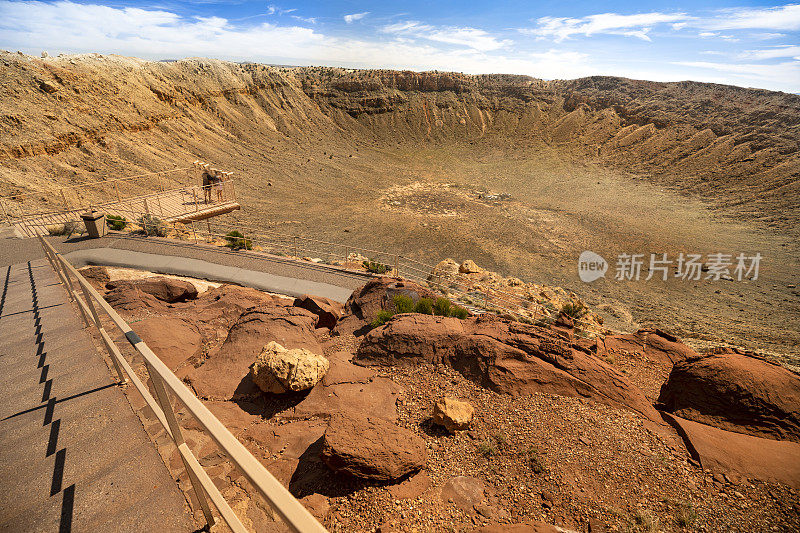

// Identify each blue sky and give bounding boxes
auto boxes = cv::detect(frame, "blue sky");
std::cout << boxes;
[1,1,799,92]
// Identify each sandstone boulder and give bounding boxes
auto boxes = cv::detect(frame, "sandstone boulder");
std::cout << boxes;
[293,295,343,329]
[664,413,800,488]
[320,413,426,481]
[105,287,167,313]
[334,278,438,336]
[598,329,699,366]
[106,276,198,303]
[251,341,329,394]
[440,476,486,512]
[658,352,800,442]
[134,317,203,371]
[356,314,660,422]
[429,258,460,282]
[459,259,484,274]
[432,397,474,432]
[185,306,322,400]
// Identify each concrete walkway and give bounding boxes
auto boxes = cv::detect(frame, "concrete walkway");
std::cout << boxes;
[0,233,371,302]
[0,261,195,532]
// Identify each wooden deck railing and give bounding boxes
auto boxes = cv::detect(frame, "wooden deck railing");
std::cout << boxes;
[36,235,327,533]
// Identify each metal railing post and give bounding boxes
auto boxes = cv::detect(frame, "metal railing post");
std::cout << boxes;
[395,254,399,277]
[191,220,199,244]
[147,368,216,528]
[294,236,298,259]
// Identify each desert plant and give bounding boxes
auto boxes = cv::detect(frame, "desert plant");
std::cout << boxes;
[450,305,469,319]
[626,510,660,533]
[370,310,395,328]
[675,502,697,529]
[561,301,587,319]
[526,446,546,474]
[414,297,434,315]
[363,260,391,274]
[224,230,252,250]
[393,294,415,314]
[433,297,452,317]
[136,214,166,237]
[106,214,127,231]
[477,441,497,458]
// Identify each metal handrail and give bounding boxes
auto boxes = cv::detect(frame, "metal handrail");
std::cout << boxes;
[36,235,327,533]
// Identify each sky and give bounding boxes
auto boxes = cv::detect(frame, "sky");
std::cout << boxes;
[1,1,799,93]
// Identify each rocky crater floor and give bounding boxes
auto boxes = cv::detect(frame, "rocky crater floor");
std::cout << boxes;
[79,265,800,533]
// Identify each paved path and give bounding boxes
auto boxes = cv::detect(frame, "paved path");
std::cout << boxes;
[0,261,195,532]
[0,233,371,301]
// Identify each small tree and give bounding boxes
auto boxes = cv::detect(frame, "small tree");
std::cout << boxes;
[106,214,127,231]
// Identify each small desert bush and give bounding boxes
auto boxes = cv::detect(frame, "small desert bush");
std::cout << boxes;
[370,310,395,328]
[224,230,252,250]
[526,446,546,474]
[48,220,83,236]
[561,301,587,319]
[363,260,391,274]
[393,294,415,314]
[414,297,434,315]
[433,297,452,316]
[136,214,166,237]
[675,502,697,529]
[106,214,127,231]
[477,441,497,458]
[46,224,67,236]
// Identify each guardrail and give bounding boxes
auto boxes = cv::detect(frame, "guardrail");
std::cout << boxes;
[36,235,328,533]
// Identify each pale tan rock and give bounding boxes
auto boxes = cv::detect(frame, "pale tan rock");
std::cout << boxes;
[459,259,484,274]
[251,341,329,394]
[433,397,474,431]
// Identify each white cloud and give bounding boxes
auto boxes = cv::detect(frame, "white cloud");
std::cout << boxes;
[740,45,800,60]
[291,15,316,24]
[698,31,739,42]
[381,20,511,51]
[674,60,800,88]
[523,12,688,42]
[343,11,368,24]
[705,4,800,31]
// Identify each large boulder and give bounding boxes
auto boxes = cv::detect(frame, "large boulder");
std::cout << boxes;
[134,317,203,371]
[356,314,660,422]
[658,353,800,442]
[293,295,343,330]
[185,306,322,400]
[320,413,426,481]
[334,278,439,336]
[664,413,800,488]
[597,329,700,366]
[459,259,484,274]
[105,287,167,313]
[432,397,474,432]
[251,341,329,394]
[106,276,198,303]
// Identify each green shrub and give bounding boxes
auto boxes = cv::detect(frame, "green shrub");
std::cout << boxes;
[393,294,414,314]
[137,214,166,237]
[450,306,469,319]
[370,310,395,328]
[561,301,587,319]
[477,441,497,458]
[106,214,127,231]
[675,502,697,529]
[363,260,391,274]
[433,297,452,317]
[224,230,252,250]
[527,446,546,474]
[414,297,434,315]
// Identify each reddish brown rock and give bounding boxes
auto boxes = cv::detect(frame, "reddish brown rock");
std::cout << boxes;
[106,276,198,303]
[78,265,110,288]
[293,295,343,329]
[440,476,487,512]
[388,471,431,500]
[320,413,426,481]
[133,317,203,371]
[185,306,322,400]
[664,413,800,488]
[356,314,660,421]
[334,278,439,336]
[287,352,402,422]
[597,329,699,366]
[658,352,800,442]
[105,287,167,313]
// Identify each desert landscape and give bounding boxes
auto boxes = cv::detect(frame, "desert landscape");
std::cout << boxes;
[1,49,800,532]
